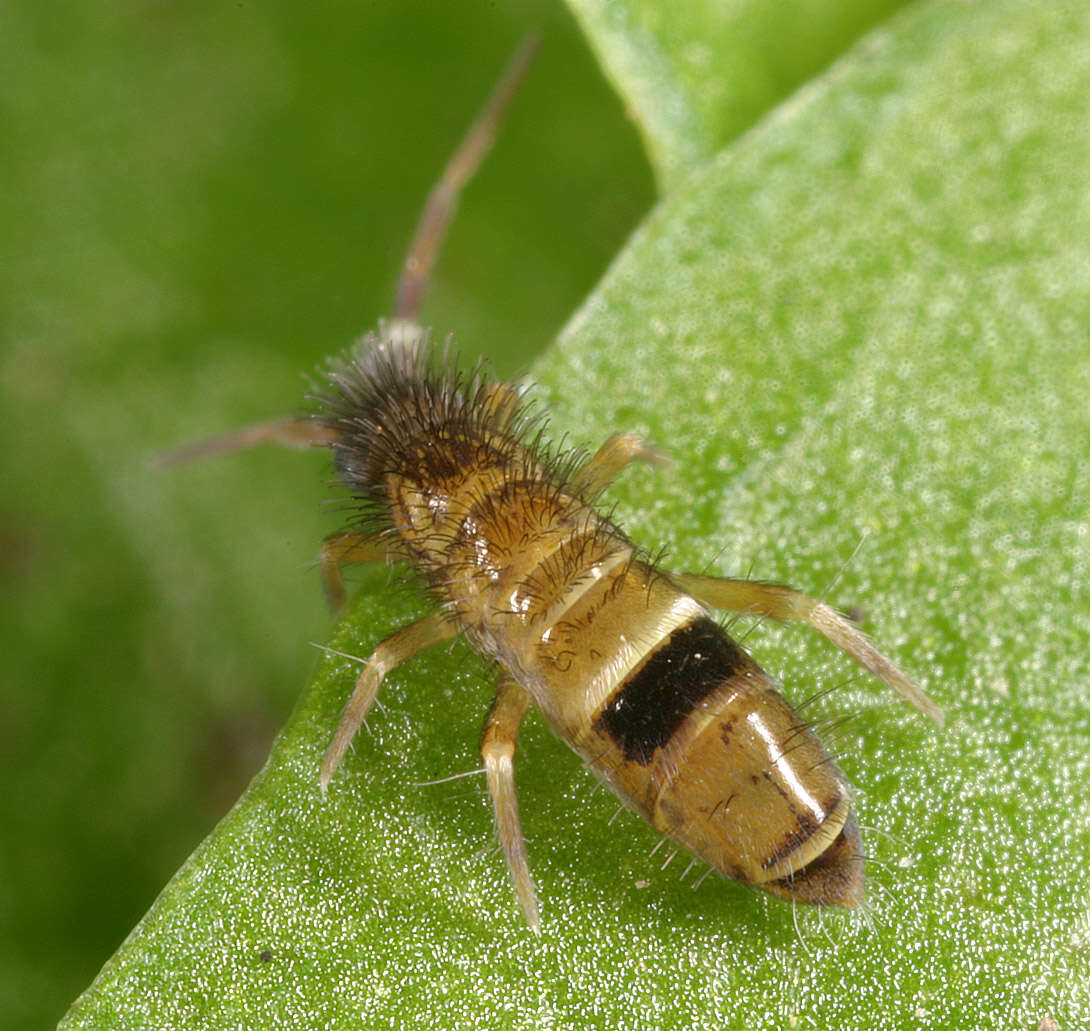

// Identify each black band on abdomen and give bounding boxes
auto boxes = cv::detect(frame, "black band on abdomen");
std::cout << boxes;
[593,617,747,765]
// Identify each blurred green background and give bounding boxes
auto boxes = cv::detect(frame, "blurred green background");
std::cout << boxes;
[11,0,1089,1025]
[0,2,653,1025]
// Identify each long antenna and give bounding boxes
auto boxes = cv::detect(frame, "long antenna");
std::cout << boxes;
[394,35,540,322]
[156,37,540,470]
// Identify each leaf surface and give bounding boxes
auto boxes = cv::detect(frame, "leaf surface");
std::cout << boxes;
[566,0,910,189]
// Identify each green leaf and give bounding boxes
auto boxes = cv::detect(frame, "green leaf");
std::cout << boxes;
[566,0,911,190]
[62,0,1090,1027]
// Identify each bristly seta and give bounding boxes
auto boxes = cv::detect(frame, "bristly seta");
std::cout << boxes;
[160,37,943,932]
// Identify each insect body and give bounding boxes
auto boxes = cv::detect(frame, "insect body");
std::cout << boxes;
[312,332,931,927]
[165,39,942,930]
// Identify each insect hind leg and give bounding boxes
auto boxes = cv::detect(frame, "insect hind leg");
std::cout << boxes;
[673,572,944,724]
[481,676,539,931]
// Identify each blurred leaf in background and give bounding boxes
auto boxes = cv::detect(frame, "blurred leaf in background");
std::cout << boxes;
[568,0,910,189]
[0,2,651,1027]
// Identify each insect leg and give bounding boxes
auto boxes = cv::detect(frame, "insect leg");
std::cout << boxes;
[320,610,458,791]
[394,36,540,322]
[319,532,392,611]
[672,572,944,724]
[154,416,337,468]
[569,434,672,496]
[481,676,539,931]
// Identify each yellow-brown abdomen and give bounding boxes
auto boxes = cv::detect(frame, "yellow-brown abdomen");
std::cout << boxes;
[574,592,864,907]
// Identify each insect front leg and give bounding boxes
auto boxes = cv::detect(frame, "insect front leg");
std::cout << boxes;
[672,572,944,724]
[319,532,393,611]
[569,433,673,496]
[320,610,458,791]
[481,676,539,931]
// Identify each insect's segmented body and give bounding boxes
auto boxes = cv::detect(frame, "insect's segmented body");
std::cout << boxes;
[169,39,940,929]
[319,334,864,909]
